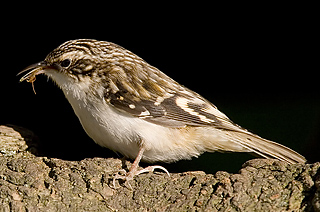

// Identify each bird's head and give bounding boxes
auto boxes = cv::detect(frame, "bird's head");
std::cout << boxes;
[18,39,123,90]
[19,39,178,100]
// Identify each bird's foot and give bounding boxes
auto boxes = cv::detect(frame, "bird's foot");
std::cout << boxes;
[112,165,170,189]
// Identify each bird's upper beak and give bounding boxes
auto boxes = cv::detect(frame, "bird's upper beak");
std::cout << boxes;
[18,61,56,94]
[18,61,49,83]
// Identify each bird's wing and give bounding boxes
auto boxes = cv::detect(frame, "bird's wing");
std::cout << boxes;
[105,84,242,130]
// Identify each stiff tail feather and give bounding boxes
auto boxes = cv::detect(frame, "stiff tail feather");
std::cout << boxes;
[217,130,307,164]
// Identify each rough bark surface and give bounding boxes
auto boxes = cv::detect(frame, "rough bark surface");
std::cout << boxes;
[0,125,319,212]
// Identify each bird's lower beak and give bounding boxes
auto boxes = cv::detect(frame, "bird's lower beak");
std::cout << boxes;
[18,61,55,94]
[18,61,48,83]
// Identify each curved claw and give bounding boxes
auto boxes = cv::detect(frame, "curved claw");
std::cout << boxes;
[111,165,170,189]
[134,165,170,177]
[112,169,127,188]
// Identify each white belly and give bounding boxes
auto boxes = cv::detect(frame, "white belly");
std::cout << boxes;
[63,91,207,163]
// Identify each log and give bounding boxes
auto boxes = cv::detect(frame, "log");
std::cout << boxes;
[0,125,319,211]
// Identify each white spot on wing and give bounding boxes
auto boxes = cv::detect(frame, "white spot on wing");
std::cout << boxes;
[139,110,151,116]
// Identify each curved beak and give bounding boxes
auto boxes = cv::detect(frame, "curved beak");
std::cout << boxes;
[17,61,53,94]
[18,61,48,82]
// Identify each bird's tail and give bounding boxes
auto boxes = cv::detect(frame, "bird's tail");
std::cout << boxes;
[205,129,307,164]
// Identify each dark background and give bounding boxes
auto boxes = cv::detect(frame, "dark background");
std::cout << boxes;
[1,4,319,173]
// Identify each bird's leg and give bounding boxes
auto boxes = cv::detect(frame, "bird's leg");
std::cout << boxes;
[125,146,145,179]
[112,146,170,188]
[126,147,170,179]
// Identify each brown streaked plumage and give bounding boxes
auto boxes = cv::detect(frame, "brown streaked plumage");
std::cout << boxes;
[19,39,307,185]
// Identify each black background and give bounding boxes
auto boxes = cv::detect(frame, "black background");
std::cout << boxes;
[1,4,319,173]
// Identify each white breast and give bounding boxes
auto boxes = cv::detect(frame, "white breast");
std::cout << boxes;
[62,84,143,158]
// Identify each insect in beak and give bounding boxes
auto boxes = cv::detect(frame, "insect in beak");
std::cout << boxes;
[18,61,48,94]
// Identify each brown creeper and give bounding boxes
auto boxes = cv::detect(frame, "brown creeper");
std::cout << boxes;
[19,39,306,183]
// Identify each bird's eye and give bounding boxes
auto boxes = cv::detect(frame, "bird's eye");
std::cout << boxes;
[60,59,71,68]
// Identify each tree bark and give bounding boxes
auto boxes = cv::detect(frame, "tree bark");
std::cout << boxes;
[0,125,319,211]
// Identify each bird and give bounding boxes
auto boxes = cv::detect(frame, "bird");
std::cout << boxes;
[18,39,306,183]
